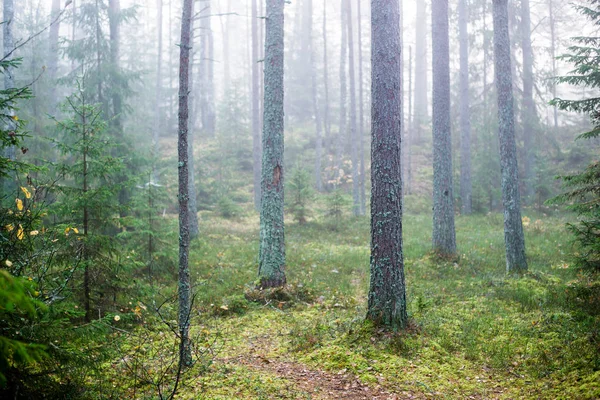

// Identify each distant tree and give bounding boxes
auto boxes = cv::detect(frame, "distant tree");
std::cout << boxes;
[3,0,16,173]
[346,0,360,216]
[550,1,600,273]
[414,0,428,141]
[322,0,331,156]
[521,0,537,204]
[48,0,62,115]
[258,0,286,289]
[459,0,472,215]
[334,0,347,181]
[366,0,408,330]
[177,0,193,366]
[153,0,163,172]
[431,0,456,256]
[492,0,528,273]
[357,0,366,215]
[251,0,262,209]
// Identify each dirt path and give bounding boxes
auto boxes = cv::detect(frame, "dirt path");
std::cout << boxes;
[232,355,420,400]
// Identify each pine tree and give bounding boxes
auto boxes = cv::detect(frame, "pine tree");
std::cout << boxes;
[493,0,528,273]
[367,0,408,330]
[258,0,286,289]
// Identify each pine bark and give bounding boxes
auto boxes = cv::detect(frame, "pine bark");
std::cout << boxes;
[459,0,472,214]
[258,0,286,289]
[367,0,408,331]
[177,0,193,367]
[346,0,359,216]
[252,0,262,209]
[521,0,536,203]
[492,0,528,273]
[431,0,456,256]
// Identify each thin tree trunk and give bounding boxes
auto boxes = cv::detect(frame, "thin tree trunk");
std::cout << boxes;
[82,97,90,322]
[188,0,199,239]
[521,0,536,204]
[322,0,331,158]
[357,0,365,214]
[492,0,528,273]
[346,0,359,215]
[432,0,456,256]
[367,0,407,331]
[406,45,413,195]
[221,0,232,95]
[334,0,347,181]
[414,0,428,142]
[252,0,262,209]
[258,0,286,289]
[153,0,163,173]
[177,0,193,367]
[48,0,61,115]
[459,0,472,214]
[548,0,558,131]
[306,0,323,191]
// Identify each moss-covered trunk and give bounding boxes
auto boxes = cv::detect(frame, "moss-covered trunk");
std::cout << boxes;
[258,0,286,289]
[366,0,407,331]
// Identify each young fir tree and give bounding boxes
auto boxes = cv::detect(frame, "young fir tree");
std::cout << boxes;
[493,0,528,273]
[366,0,408,330]
[551,1,600,273]
[258,0,286,289]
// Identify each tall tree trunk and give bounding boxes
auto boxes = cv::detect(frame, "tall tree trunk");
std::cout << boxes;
[48,0,61,115]
[258,0,286,289]
[334,0,347,181]
[431,0,456,256]
[346,0,359,215]
[305,0,323,191]
[177,0,193,367]
[367,0,407,331]
[153,0,163,173]
[188,1,199,239]
[406,45,413,195]
[322,0,331,157]
[108,0,122,131]
[492,0,528,273]
[357,0,365,214]
[221,0,232,95]
[82,98,90,322]
[414,0,428,142]
[521,0,536,204]
[459,0,472,214]
[548,0,558,131]
[200,0,216,137]
[252,0,262,209]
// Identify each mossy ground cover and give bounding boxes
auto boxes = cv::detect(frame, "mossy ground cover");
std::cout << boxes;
[102,205,599,399]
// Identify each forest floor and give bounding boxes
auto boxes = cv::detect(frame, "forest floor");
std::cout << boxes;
[103,207,600,399]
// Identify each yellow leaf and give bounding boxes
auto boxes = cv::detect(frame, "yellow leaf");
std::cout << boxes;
[29,230,39,236]
[15,198,23,211]
[17,225,24,240]
[12,115,18,121]
[64,227,70,235]
[5,260,12,267]
[220,305,229,311]
[5,224,14,232]
[72,228,79,234]
[20,187,31,199]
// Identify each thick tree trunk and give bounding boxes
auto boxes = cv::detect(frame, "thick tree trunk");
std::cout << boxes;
[334,0,347,181]
[414,0,428,142]
[357,0,365,215]
[367,0,407,331]
[492,0,528,273]
[258,0,286,289]
[48,0,61,115]
[177,0,193,367]
[521,0,536,204]
[346,0,359,216]
[459,0,472,215]
[252,0,262,209]
[431,0,456,256]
